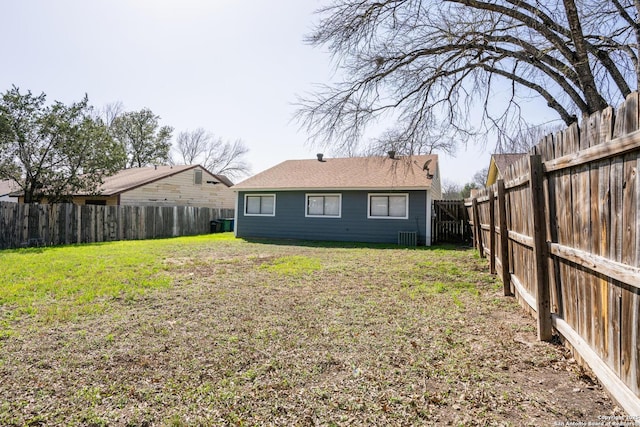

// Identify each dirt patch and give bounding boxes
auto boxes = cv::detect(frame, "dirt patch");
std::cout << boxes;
[0,240,623,426]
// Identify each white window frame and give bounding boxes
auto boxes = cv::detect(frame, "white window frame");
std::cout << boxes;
[244,194,276,216]
[194,169,203,185]
[367,193,409,220]
[305,193,342,218]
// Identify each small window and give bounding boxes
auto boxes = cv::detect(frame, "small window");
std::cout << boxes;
[368,193,408,219]
[244,194,275,216]
[306,194,341,217]
[85,199,106,206]
[194,169,203,185]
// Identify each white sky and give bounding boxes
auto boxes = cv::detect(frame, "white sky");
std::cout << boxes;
[1,0,557,185]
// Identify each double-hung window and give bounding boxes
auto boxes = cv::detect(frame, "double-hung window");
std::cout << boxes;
[368,193,408,219]
[244,194,275,216]
[306,194,341,217]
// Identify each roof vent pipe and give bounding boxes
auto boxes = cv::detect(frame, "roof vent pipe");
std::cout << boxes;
[317,153,324,162]
[388,150,396,159]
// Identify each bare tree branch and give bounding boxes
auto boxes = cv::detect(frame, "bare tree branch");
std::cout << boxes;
[171,130,251,181]
[174,128,211,165]
[297,0,639,155]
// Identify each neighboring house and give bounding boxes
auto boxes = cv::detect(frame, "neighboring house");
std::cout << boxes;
[17,165,235,209]
[0,180,19,203]
[233,154,441,246]
[485,153,527,186]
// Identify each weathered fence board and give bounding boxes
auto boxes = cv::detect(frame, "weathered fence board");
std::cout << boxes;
[0,202,234,250]
[466,93,640,415]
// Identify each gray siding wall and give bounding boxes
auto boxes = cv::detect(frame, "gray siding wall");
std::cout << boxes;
[236,190,429,245]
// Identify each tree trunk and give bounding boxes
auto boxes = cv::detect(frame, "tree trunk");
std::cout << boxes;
[562,0,608,114]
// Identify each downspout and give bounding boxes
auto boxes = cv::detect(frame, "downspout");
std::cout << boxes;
[425,189,432,246]
[233,191,239,238]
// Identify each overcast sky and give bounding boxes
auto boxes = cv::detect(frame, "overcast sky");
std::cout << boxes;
[1,0,556,185]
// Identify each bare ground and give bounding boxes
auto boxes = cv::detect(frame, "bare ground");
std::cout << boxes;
[0,239,622,426]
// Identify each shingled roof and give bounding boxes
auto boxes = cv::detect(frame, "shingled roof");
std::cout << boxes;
[493,154,526,173]
[486,153,527,186]
[85,165,232,196]
[7,166,233,200]
[234,155,438,190]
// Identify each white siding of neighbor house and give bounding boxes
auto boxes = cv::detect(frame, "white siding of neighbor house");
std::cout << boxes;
[118,168,235,209]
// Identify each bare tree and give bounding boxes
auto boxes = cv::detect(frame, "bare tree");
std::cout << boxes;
[361,125,461,157]
[202,138,251,181]
[496,123,565,154]
[100,101,124,128]
[174,128,211,165]
[441,179,463,200]
[472,167,489,187]
[297,0,639,155]
[171,129,251,181]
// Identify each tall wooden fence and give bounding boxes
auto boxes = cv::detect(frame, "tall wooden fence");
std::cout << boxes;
[465,93,640,415]
[0,202,234,249]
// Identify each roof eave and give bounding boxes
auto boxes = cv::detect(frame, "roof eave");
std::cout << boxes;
[234,186,432,192]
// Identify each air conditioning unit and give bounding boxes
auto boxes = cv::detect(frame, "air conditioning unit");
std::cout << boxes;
[398,231,417,246]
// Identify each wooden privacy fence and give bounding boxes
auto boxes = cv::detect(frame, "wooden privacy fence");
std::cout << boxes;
[0,202,234,249]
[465,93,640,415]
[431,200,471,243]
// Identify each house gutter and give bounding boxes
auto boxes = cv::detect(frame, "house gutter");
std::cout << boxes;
[232,186,431,192]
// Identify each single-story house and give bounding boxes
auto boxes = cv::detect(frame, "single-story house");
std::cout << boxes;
[16,165,235,209]
[0,180,19,202]
[233,154,441,245]
[485,153,527,186]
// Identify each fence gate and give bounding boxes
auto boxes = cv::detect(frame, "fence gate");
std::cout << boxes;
[431,200,471,244]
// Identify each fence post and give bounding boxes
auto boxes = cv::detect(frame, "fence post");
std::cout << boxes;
[529,154,552,341]
[472,197,484,258]
[489,189,496,274]
[497,179,512,296]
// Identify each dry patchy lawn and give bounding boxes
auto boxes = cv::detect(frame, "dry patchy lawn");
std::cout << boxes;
[0,236,621,426]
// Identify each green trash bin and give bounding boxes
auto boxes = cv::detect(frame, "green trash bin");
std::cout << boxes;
[221,218,235,232]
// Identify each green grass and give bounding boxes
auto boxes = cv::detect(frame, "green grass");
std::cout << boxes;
[259,255,322,277]
[0,234,238,330]
[0,234,482,337]
[0,234,615,425]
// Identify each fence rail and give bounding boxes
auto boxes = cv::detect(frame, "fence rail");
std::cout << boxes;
[466,92,640,416]
[0,202,234,249]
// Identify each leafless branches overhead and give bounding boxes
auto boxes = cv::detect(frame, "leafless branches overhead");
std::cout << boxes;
[296,0,639,155]
[172,128,251,181]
